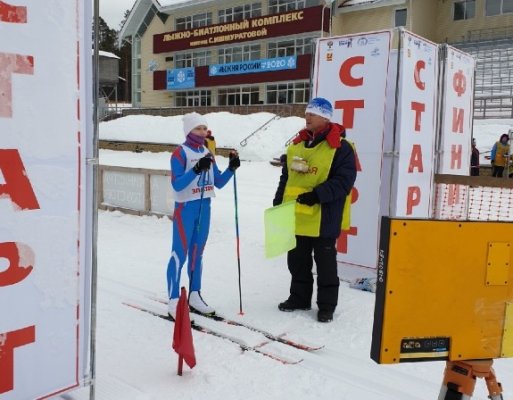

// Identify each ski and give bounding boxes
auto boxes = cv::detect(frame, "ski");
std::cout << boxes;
[147,295,324,352]
[123,301,303,365]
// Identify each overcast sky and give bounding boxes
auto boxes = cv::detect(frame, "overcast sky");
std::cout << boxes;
[100,0,135,30]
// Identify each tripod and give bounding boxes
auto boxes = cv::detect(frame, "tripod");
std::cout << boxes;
[438,359,504,400]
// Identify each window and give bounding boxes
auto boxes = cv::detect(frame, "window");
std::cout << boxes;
[175,90,211,107]
[176,12,212,30]
[218,45,261,64]
[486,0,513,15]
[218,86,260,105]
[394,8,407,27]
[175,51,211,68]
[267,37,313,58]
[454,0,475,20]
[268,0,306,14]
[266,81,309,104]
[218,3,262,23]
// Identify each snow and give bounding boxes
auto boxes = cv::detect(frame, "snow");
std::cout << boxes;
[99,50,120,59]
[156,0,212,9]
[339,0,382,8]
[67,113,513,400]
[100,112,513,165]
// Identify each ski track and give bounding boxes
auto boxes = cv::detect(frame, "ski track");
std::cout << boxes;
[97,276,440,399]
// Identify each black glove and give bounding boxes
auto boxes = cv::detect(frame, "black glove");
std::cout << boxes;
[296,191,319,206]
[228,152,240,171]
[273,199,281,207]
[193,155,212,174]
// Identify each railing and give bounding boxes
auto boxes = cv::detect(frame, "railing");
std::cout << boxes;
[474,95,513,119]
[465,27,513,43]
[239,115,280,147]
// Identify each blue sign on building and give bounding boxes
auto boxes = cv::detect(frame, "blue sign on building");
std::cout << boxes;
[167,67,195,90]
[209,56,297,76]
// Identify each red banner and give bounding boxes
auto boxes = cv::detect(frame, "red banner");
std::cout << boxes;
[154,6,329,53]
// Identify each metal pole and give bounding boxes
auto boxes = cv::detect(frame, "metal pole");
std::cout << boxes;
[232,172,243,315]
[388,28,403,217]
[89,0,100,398]
[321,5,325,38]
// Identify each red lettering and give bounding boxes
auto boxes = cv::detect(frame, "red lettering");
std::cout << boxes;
[0,53,34,117]
[351,186,359,203]
[0,242,34,287]
[451,144,462,170]
[406,186,421,215]
[452,107,464,133]
[0,1,27,23]
[339,56,364,87]
[0,150,40,210]
[414,60,425,90]
[0,326,36,394]
[447,184,461,206]
[354,148,362,172]
[411,102,425,132]
[334,100,364,129]
[453,70,466,97]
[336,187,359,253]
[408,144,424,173]
[337,226,357,254]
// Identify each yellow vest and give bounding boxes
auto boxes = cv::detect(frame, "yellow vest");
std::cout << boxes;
[495,142,510,167]
[284,138,355,236]
[283,140,333,236]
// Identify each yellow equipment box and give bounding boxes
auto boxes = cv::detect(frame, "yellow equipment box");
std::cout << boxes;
[371,217,513,364]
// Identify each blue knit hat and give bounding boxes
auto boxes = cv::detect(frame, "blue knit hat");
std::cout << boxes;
[305,97,333,120]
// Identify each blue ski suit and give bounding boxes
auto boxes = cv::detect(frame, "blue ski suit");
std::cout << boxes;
[167,143,234,300]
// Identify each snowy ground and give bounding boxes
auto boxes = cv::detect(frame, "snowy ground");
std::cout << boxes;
[66,113,513,399]
[99,112,513,164]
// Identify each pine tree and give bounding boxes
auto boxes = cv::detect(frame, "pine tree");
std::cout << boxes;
[98,16,118,54]
[118,10,132,102]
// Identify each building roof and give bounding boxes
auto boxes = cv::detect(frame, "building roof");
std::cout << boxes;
[338,0,406,12]
[119,0,216,45]
[99,50,120,59]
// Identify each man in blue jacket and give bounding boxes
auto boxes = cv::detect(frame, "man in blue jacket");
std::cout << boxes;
[273,98,357,323]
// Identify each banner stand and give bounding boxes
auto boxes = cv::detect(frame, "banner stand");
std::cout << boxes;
[87,0,100,399]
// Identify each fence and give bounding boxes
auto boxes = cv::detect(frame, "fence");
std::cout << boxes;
[98,165,173,217]
[433,174,513,222]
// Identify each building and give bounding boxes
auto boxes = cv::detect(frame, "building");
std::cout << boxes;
[120,0,513,116]
[120,0,332,109]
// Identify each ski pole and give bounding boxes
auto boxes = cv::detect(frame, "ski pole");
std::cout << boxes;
[232,169,244,315]
[189,169,208,297]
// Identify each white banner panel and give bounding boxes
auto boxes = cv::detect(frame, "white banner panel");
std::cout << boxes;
[0,1,91,399]
[312,31,391,268]
[103,171,146,211]
[434,46,475,220]
[439,46,475,175]
[393,31,438,218]
[150,174,174,215]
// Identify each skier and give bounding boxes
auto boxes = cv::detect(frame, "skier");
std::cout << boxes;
[490,133,510,177]
[167,112,240,320]
[273,97,357,323]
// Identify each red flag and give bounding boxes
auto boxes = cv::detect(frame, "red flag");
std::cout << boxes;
[172,287,196,372]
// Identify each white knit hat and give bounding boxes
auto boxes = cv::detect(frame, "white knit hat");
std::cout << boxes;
[305,97,333,120]
[183,112,208,135]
